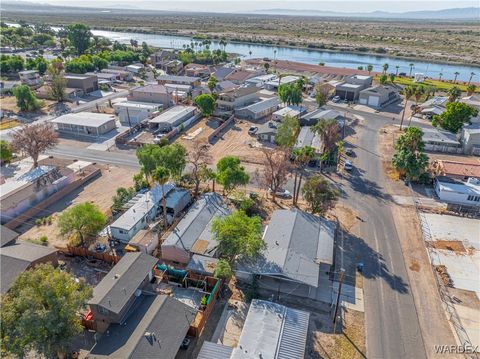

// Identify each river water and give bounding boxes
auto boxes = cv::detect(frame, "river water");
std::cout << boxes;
[90,29,479,82]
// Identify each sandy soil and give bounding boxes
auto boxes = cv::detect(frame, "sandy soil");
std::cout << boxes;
[18,165,136,249]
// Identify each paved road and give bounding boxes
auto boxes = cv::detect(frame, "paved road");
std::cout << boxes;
[338,108,427,359]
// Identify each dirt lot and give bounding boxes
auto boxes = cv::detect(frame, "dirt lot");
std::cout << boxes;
[18,164,136,249]
[0,95,57,116]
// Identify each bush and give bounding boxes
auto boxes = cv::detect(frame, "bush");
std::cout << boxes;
[39,235,48,245]
[35,218,43,226]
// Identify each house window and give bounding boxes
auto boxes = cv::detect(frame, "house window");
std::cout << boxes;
[119,230,125,234]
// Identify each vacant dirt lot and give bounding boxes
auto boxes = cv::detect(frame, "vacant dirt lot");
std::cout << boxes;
[18,164,136,248]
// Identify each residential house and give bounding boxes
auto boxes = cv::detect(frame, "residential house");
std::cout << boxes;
[265,75,301,91]
[161,193,230,265]
[35,85,83,101]
[198,299,309,359]
[244,74,278,88]
[335,74,372,101]
[125,63,144,74]
[434,176,480,207]
[85,72,117,86]
[128,84,172,107]
[101,68,133,81]
[256,121,278,143]
[211,66,236,81]
[422,127,462,153]
[235,97,280,121]
[109,183,175,243]
[358,85,400,108]
[431,159,480,181]
[1,226,58,294]
[87,252,159,332]
[224,69,258,85]
[460,95,480,123]
[113,101,162,126]
[272,105,306,122]
[216,87,260,116]
[150,50,176,68]
[419,96,449,118]
[64,73,99,94]
[51,112,117,136]
[461,123,480,155]
[300,108,345,126]
[148,105,197,132]
[184,63,211,78]
[87,295,196,359]
[236,209,336,300]
[157,75,201,87]
[18,70,42,87]
[162,60,184,75]
[214,80,238,93]
[1,165,74,225]
[294,126,322,165]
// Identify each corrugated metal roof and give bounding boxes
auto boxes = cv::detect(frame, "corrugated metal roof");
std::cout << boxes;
[231,299,310,359]
[197,341,233,359]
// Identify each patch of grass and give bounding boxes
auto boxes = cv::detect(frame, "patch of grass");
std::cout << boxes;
[375,75,478,93]
[0,119,20,130]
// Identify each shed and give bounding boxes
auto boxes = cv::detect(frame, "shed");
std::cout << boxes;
[186,254,219,276]
[148,106,196,132]
[51,112,116,136]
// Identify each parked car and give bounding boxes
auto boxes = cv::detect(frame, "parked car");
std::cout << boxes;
[248,126,259,135]
[269,188,292,198]
[344,160,353,171]
[345,149,354,156]
[94,243,107,253]
[332,96,341,103]
[180,337,191,350]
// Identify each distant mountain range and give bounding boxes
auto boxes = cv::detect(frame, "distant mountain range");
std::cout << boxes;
[1,1,479,20]
[247,7,480,20]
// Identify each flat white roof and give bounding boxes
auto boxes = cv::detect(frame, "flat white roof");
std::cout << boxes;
[437,178,480,196]
[273,105,304,117]
[51,112,116,127]
[149,106,196,125]
[340,83,363,89]
[352,75,371,80]
[114,101,162,110]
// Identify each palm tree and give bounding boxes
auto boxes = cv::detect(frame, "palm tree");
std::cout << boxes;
[367,64,373,75]
[467,84,477,96]
[409,63,414,77]
[468,72,476,85]
[382,63,389,74]
[400,85,415,130]
[273,49,277,72]
[409,85,425,126]
[424,85,437,101]
[453,71,460,84]
[152,166,170,229]
[249,50,252,58]
[438,72,443,81]
[395,65,400,76]
[292,146,316,206]
[312,119,340,170]
[448,86,461,102]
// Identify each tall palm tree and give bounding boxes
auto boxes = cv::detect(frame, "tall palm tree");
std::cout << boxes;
[468,72,476,85]
[382,63,389,74]
[438,72,443,81]
[367,64,373,75]
[448,86,461,102]
[273,49,277,72]
[409,85,425,126]
[292,146,316,206]
[400,85,415,130]
[453,71,460,84]
[395,65,400,76]
[312,119,340,170]
[152,166,170,229]
[409,63,414,77]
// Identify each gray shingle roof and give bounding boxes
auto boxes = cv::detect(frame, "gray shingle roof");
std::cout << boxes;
[1,225,18,247]
[237,209,336,287]
[162,193,229,257]
[87,295,196,359]
[0,255,30,294]
[294,126,322,152]
[231,299,310,359]
[237,97,279,114]
[88,253,158,314]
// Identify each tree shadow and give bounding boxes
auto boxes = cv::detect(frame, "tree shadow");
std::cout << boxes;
[341,167,393,202]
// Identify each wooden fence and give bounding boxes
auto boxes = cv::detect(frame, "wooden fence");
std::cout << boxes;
[208,115,235,143]
[57,245,121,264]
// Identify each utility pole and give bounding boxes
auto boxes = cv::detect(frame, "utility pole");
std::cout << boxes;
[126,106,132,130]
[333,268,345,334]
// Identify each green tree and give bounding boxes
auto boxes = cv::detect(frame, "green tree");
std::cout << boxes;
[389,73,395,83]
[448,86,462,103]
[207,75,218,92]
[392,127,429,181]
[0,140,13,164]
[152,166,170,228]
[275,115,299,148]
[57,202,106,247]
[214,259,233,280]
[367,64,373,75]
[136,143,187,182]
[216,156,249,194]
[0,264,92,358]
[315,86,328,107]
[211,210,264,262]
[66,23,92,55]
[432,102,478,133]
[379,74,388,85]
[409,63,414,77]
[467,84,477,96]
[278,82,302,106]
[453,71,460,84]
[302,175,339,215]
[312,119,340,155]
[111,187,136,212]
[47,63,67,102]
[382,63,389,74]
[12,85,41,112]
[195,93,216,117]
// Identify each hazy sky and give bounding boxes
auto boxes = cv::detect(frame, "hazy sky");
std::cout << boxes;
[18,0,480,13]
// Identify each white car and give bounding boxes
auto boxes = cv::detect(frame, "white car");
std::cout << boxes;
[269,188,292,198]
[332,96,341,103]
[344,160,353,171]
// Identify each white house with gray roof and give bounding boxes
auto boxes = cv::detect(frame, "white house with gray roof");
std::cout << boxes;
[235,97,280,120]
[236,209,336,300]
[161,193,230,264]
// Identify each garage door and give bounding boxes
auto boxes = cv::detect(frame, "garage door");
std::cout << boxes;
[368,96,379,107]
[359,98,367,105]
